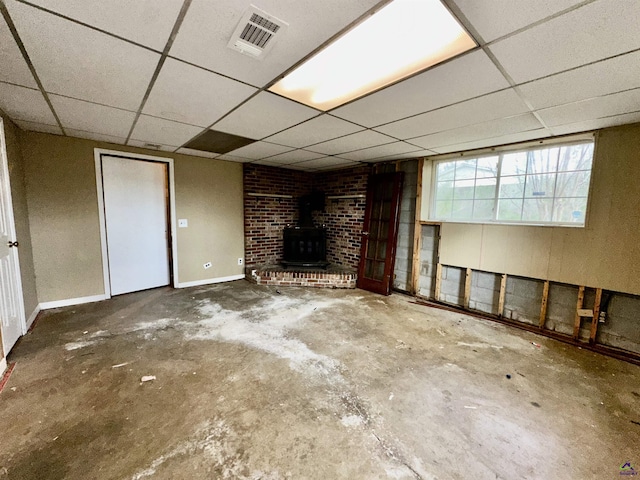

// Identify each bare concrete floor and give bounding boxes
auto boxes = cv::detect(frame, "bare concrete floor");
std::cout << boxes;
[1,281,638,479]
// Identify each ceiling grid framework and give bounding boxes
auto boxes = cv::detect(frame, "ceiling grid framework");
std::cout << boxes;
[0,0,638,171]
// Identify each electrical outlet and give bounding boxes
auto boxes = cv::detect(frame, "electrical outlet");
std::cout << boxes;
[238,258,243,266]
[203,262,212,269]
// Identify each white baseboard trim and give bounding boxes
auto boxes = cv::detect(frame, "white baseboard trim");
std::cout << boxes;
[25,304,41,330]
[39,294,109,310]
[177,274,245,289]
[0,358,6,375]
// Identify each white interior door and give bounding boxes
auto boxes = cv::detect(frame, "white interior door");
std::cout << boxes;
[0,119,25,356]
[102,156,170,296]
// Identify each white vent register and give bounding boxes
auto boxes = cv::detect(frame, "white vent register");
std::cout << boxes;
[227,5,288,59]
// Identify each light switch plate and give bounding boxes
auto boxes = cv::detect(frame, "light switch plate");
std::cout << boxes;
[178,219,188,228]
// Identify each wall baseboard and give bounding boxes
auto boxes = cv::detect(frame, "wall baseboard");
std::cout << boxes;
[25,304,41,330]
[177,274,245,289]
[39,294,108,310]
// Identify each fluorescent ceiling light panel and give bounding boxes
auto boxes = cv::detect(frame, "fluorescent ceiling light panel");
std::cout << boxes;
[269,0,476,111]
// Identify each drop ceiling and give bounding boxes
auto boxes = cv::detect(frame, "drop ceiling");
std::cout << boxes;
[0,0,639,172]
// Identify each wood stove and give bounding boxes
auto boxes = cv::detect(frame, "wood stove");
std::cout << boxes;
[281,192,329,269]
[282,227,329,268]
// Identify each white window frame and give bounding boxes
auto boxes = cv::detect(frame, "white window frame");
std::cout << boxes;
[428,136,596,227]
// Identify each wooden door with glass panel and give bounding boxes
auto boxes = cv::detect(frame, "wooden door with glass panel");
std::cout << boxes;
[357,172,403,295]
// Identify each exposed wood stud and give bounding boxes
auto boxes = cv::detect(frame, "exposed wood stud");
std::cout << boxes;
[573,285,586,340]
[539,280,550,330]
[590,288,603,344]
[498,274,507,317]
[434,263,442,301]
[411,158,424,295]
[464,268,472,309]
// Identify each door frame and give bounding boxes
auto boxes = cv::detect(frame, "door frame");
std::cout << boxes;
[94,148,178,298]
[0,117,27,356]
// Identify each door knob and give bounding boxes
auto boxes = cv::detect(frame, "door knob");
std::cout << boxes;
[7,241,19,247]
[361,231,369,236]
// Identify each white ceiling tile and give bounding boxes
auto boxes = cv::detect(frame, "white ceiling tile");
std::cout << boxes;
[537,88,640,127]
[265,115,363,148]
[169,0,380,87]
[337,141,423,161]
[518,50,640,110]
[372,149,436,161]
[213,92,319,140]
[331,50,510,126]
[0,17,36,88]
[313,162,361,171]
[306,130,395,155]
[6,0,159,110]
[410,113,544,150]
[143,58,257,128]
[453,0,583,42]
[50,94,135,138]
[130,115,203,148]
[228,141,294,160]
[215,153,253,163]
[24,0,184,51]
[430,128,552,154]
[550,112,640,136]
[0,83,56,124]
[176,148,220,159]
[127,139,175,152]
[375,89,529,139]
[489,0,640,84]
[65,128,127,145]
[262,149,324,164]
[291,157,358,169]
[13,119,62,135]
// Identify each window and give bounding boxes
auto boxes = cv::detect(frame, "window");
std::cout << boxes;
[431,141,594,226]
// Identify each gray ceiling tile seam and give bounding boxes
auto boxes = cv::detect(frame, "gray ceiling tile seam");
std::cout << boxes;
[0,1,66,134]
[125,0,192,145]
[16,0,164,55]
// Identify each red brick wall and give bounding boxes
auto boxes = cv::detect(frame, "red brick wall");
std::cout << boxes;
[243,164,371,270]
[243,164,313,266]
[313,166,370,269]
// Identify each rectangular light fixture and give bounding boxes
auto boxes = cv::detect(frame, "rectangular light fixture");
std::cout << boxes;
[269,0,476,111]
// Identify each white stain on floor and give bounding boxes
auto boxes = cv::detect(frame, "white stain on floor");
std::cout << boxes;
[130,419,280,480]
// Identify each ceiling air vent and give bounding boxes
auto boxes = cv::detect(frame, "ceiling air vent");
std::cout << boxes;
[227,5,288,60]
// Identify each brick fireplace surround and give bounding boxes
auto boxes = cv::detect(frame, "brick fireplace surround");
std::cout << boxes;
[243,164,369,288]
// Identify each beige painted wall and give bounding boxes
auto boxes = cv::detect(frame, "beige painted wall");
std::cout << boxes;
[421,123,640,296]
[2,114,38,319]
[19,131,244,303]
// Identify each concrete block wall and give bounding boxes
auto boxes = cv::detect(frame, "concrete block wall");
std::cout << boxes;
[545,283,580,336]
[439,266,465,305]
[393,160,418,292]
[418,225,439,299]
[503,276,545,325]
[469,271,501,315]
[599,294,640,354]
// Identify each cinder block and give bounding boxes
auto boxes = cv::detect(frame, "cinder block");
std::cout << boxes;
[474,271,500,291]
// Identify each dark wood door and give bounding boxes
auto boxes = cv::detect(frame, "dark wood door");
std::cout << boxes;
[357,172,404,295]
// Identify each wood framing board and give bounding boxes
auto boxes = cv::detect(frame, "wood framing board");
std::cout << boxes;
[434,263,442,301]
[411,158,424,295]
[498,274,507,317]
[590,288,603,344]
[573,285,586,340]
[539,280,550,329]
[463,268,472,309]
